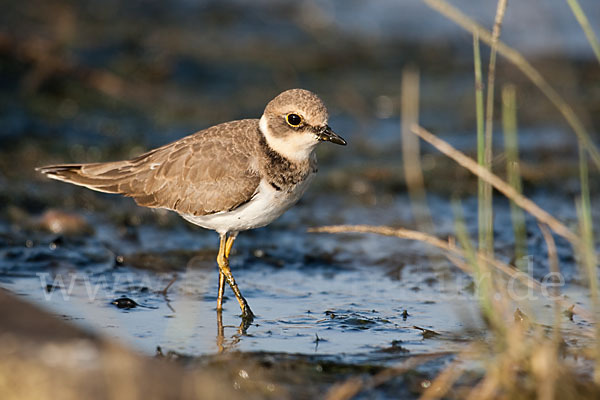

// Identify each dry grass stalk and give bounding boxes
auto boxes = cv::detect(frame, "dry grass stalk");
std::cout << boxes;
[325,377,363,400]
[310,224,593,323]
[410,124,580,246]
[539,224,561,297]
[401,66,434,233]
[538,223,561,400]
[421,0,600,172]
[419,351,469,400]
[325,352,452,400]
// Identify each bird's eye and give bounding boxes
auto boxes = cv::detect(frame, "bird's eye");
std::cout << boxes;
[286,113,303,127]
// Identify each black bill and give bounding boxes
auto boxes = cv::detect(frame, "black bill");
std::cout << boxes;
[317,125,347,145]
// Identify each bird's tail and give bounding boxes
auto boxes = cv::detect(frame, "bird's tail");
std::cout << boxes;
[36,161,140,194]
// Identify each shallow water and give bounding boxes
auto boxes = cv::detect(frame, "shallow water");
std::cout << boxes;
[1,190,595,366]
[3,260,473,360]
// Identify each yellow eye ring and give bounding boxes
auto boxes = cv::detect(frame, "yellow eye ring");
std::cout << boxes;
[285,113,303,127]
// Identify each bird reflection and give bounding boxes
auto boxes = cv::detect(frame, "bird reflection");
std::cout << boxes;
[216,309,251,353]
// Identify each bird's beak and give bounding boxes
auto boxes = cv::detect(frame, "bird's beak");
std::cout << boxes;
[317,125,347,146]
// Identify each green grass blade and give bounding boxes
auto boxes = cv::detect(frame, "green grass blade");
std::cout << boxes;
[577,142,600,382]
[502,84,527,263]
[452,198,495,327]
[566,0,600,65]
[423,0,600,173]
[474,34,487,253]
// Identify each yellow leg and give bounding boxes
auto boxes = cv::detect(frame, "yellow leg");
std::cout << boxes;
[216,233,254,322]
[225,234,236,258]
[217,234,236,310]
[217,234,237,310]
[217,271,225,310]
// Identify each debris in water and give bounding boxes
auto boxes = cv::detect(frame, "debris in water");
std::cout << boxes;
[111,297,138,309]
[378,340,410,354]
[413,326,440,339]
[158,275,177,296]
[45,283,62,292]
[514,308,528,323]
[564,305,575,321]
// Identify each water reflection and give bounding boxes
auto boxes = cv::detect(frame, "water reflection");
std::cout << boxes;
[216,309,243,353]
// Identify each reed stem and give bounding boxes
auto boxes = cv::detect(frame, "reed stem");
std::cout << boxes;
[502,85,527,263]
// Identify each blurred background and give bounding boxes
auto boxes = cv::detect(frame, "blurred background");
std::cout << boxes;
[2,0,599,199]
[1,0,600,399]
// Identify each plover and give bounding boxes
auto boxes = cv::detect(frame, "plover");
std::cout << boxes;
[37,89,346,322]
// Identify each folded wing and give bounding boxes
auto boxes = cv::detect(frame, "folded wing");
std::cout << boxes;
[37,122,261,216]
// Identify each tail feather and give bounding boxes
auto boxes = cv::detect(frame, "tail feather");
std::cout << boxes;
[36,162,135,194]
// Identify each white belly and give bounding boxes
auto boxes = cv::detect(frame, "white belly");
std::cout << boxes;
[180,175,314,235]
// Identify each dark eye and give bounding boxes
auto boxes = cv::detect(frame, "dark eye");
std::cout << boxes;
[286,113,303,127]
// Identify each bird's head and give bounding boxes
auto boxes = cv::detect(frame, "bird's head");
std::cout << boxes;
[260,89,346,161]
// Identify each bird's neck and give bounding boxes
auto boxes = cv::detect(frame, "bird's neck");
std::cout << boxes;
[257,122,317,191]
[258,115,317,163]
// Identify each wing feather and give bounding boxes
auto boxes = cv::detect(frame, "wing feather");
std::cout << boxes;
[37,120,262,215]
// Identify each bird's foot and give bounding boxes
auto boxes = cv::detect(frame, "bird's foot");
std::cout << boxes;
[239,302,255,332]
[240,314,254,332]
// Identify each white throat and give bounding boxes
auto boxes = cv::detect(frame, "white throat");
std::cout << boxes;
[259,115,318,162]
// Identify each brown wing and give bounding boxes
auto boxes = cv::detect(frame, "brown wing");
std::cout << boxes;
[37,120,262,216]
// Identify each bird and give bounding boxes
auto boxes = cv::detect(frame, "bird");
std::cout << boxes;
[37,89,346,323]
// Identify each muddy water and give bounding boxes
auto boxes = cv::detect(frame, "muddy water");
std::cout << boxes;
[0,201,467,360]
[0,188,594,365]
